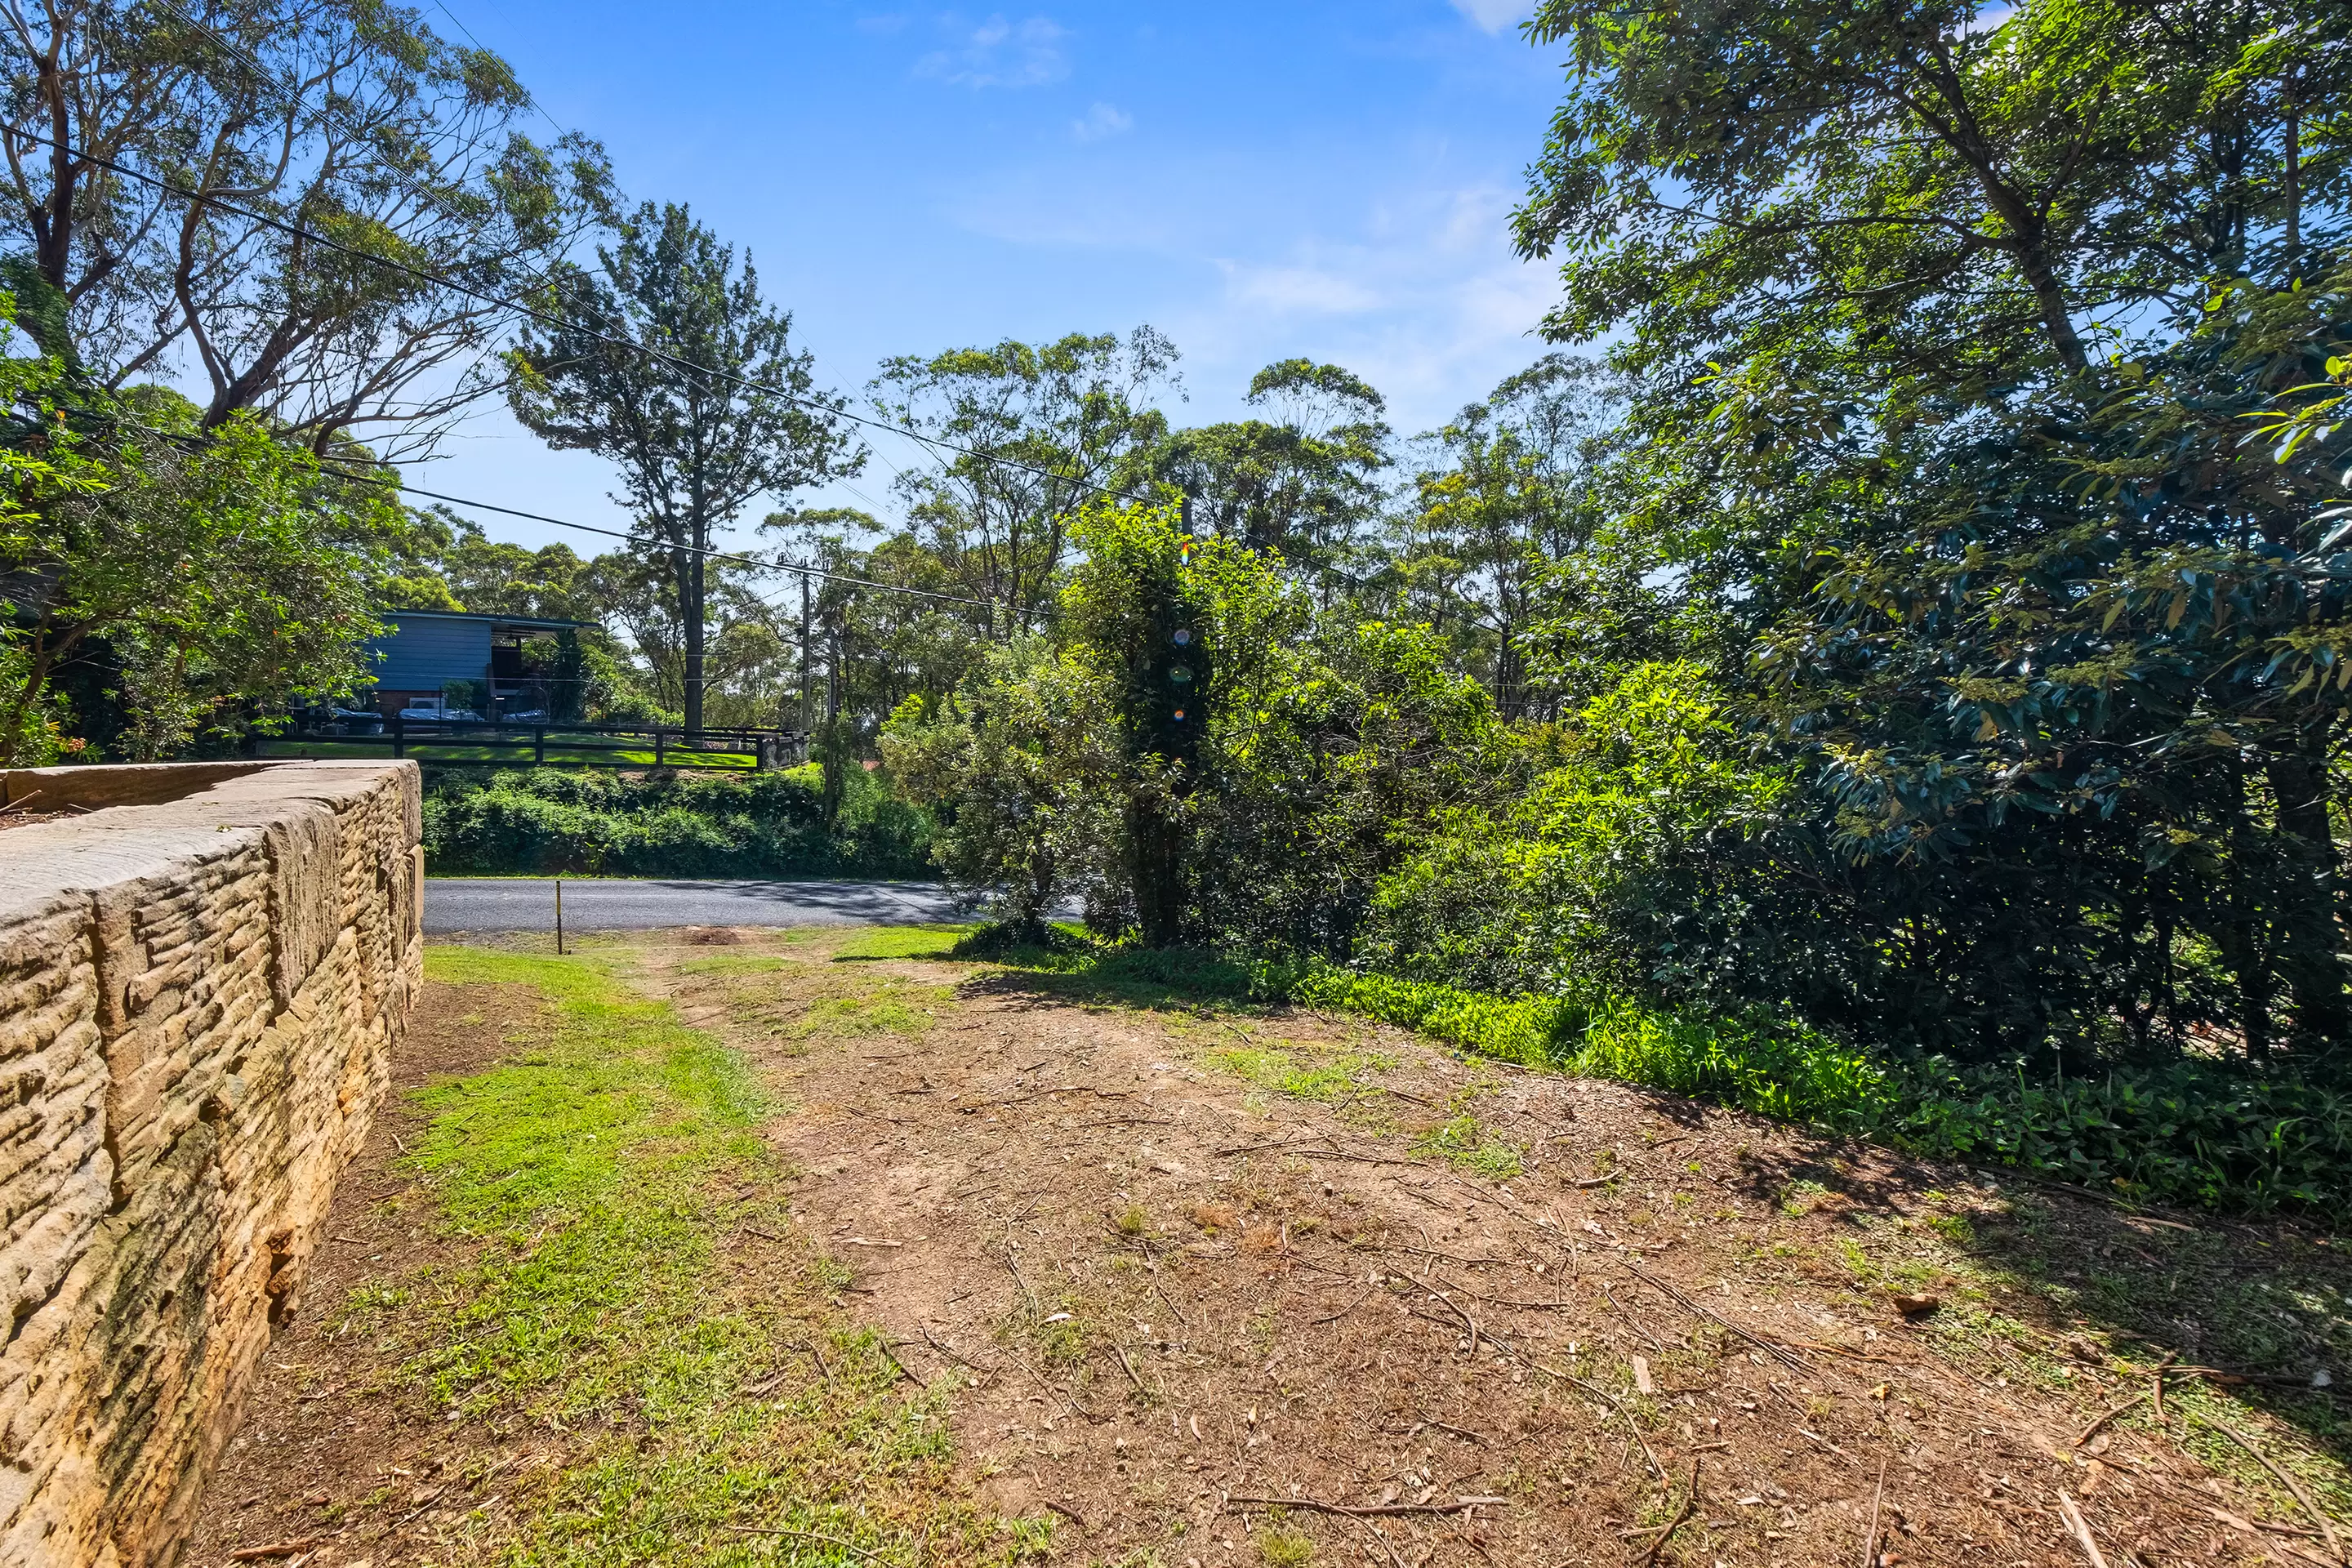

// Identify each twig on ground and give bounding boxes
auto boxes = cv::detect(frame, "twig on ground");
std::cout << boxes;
[2074,1391,2149,1447]
[1539,1362,1664,1481]
[721,1526,893,1564]
[2151,1350,2178,1428]
[2054,1490,2110,1568]
[227,1543,323,1563]
[1399,1270,1514,1357]
[1114,1340,1150,1396]
[1000,1239,1041,1321]
[1312,1285,1380,1325]
[1225,1494,1511,1519]
[1863,1454,1887,1568]
[919,1323,992,1376]
[1628,1459,1701,1566]
[1408,1416,1489,1446]
[786,1339,835,1387]
[2193,1414,2347,1564]
[1625,1261,1807,1371]
[1598,1282,1665,1352]
[1045,1499,1088,1530]
[874,1338,918,1383]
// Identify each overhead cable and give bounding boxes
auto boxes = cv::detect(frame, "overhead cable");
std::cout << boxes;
[7,125,1154,507]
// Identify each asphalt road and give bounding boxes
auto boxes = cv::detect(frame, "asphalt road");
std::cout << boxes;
[423,877,977,934]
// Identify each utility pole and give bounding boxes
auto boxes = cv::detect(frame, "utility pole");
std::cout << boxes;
[798,568,813,739]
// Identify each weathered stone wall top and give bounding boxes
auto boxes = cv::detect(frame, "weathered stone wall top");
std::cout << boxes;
[0,760,422,1568]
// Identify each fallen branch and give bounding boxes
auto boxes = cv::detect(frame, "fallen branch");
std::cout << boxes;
[722,1526,893,1564]
[1224,1493,1512,1520]
[227,1544,322,1564]
[1625,1261,1806,1372]
[2192,1414,2347,1565]
[1628,1459,1701,1566]
[1539,1362,1664,1481]
[2054,1490,2110,1568]
[1862,1455,1887,1568]
[2074,1390,2149,1447]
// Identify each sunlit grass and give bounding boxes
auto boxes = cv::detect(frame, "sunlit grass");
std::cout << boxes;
[378,947,1037,1564]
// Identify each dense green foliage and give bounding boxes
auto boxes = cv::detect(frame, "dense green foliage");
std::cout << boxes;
[0,319,421,764]
[422,765,932,879]
[868,0,2352,1211]
[16,0,2352,1210]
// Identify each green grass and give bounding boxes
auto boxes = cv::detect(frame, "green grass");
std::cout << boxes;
[378,947,1031,1565]
[832,924,974,961]
[1201,1039,1397,1105]
[794,979,956,1041]
[955,927,2352,1215]
[1409,1112,1526,1180]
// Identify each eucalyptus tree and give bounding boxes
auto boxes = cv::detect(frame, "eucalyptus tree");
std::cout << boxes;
[1123,358,1392,597]
[871,327,1177,637]
[0,0,613,456]
[507,201,862,734]
[1379,356,1621,720]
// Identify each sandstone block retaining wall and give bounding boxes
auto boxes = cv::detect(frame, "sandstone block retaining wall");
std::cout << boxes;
[0,761,422,1567]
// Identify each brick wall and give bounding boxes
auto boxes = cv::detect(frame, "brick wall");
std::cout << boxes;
[0,761,422,1567]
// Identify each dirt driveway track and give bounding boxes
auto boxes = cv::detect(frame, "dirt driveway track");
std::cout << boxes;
[184,925,2352,1568]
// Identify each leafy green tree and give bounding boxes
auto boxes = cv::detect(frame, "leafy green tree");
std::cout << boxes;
[1124,359,1392,591]
[0,339,408,762]
[507,202,862,733]
[1,0,613,454]
[871,329,1176,636]
[1515,0,2349,396]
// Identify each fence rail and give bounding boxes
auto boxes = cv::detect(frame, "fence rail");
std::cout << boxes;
[282,718,808,769]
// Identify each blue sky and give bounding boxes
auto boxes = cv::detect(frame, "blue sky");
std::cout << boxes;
[421,0,1566,555]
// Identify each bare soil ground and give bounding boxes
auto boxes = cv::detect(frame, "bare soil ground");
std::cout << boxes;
[185,926,2352,1568]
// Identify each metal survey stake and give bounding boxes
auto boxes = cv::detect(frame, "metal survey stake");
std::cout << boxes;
[555,878,564,955]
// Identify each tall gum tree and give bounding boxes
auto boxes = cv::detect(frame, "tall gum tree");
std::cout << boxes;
[506,201,862,734]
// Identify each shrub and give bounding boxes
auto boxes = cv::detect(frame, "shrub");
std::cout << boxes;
[422,765,933,878]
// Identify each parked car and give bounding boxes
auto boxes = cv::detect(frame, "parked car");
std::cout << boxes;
[333,709,385,736]
[396,702,481,724]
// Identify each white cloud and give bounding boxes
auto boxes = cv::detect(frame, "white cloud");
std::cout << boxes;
[1215,260,1384,316]
[1449,0,1525,33]
[1071,101,1133,142]
[915,14,1069,89]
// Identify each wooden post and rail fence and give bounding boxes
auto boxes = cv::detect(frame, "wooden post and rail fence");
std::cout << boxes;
[277,716,808,770]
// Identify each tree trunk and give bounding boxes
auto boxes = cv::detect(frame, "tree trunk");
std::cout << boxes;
[2265,745,2346,1048]
[2216,758,2276,1060]
[1129,793,1184,948]
[681,531,706,737]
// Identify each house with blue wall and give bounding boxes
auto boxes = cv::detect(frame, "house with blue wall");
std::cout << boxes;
[366,609,587,719]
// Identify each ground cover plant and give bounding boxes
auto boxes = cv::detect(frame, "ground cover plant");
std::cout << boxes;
[956,931,2352,1214]
[191,927,2352,1567]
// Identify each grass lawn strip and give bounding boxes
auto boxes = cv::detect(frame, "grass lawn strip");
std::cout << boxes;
[363,947,1033,1566]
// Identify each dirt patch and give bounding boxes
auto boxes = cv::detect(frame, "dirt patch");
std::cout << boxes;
[184,929,2351,1568]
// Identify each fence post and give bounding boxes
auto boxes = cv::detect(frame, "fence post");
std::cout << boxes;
[655,728,665,767]
[535,726,546,765]
[392,711,404,760]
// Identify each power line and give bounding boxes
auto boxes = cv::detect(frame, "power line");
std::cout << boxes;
[5,126,1156,510]
[327,466,989,608]
[142,0,945,539]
